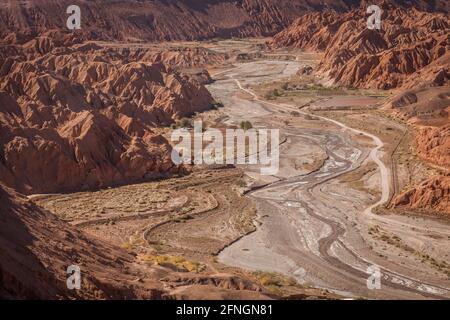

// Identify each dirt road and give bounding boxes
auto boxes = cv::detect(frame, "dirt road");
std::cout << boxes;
[209,60,450,299]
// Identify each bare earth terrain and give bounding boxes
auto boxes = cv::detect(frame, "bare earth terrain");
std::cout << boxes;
[30,39,450,299]
[204,43,450,299]
[1,1,449,300]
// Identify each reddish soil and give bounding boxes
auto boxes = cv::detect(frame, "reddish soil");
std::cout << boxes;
[0,31,215,194]
[271,3,450,89]
[393,175,450,215]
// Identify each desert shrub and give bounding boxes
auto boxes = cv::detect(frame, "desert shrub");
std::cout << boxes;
[121,237,145,251]
[142,255,206,272]
[235,179,247,188]
[240,120,253,131]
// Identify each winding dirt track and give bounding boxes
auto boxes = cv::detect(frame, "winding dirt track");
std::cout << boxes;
[211,60,450,299]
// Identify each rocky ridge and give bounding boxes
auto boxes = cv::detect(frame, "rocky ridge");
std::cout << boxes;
[271,4,450,89]
[0,31,214,194]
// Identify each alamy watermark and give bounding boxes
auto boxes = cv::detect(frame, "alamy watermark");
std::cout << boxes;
[171,121,280,175]
[367,264,381,290]
[66,265,81,290]
[367,5,382,30]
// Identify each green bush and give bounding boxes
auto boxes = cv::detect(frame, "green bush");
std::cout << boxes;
[240,120,253,131]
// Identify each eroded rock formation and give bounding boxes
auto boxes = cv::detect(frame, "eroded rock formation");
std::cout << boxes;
[416,124,450,168]
[0,0,360,42]
[271,4,450,215]
[393,176,450,215]
[0,183,276,299]
[0,31,214,194]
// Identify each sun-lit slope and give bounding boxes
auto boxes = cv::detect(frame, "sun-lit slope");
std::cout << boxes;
[271,3,450,216]
[271,4,450,89]
[0,0,352,41]
[393,176,450,215]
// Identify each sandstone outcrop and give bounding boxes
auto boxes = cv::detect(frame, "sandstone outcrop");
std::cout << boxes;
[272,4,450,216]
[416,124,450,168]
[385,86,450,172]
[0,32,214,194]
[271,4,450,89]
[0,0,361,43]
[385,86,450,125]
[3,1,447,43]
